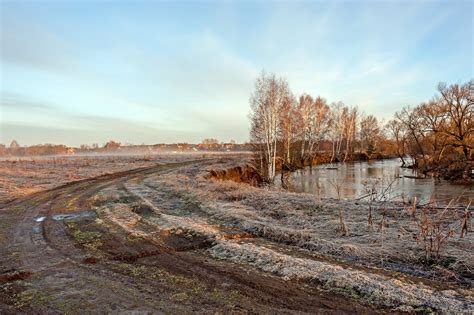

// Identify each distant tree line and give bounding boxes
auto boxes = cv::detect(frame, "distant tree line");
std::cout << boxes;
[0,141,73,156]
[0,139,252,156]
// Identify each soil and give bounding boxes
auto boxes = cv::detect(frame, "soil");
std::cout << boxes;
[207,164,262,186]
[0,155,472,313]
[0,158,378,314]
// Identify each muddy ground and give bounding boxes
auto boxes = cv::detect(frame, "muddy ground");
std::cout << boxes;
[0,154,472,313]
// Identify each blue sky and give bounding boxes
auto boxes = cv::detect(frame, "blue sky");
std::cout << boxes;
[1,0,472,146]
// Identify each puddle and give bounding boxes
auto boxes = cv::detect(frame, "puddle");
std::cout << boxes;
[33,211,95,223]
[52,210,95,221]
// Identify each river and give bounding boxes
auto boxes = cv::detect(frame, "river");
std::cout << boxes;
[284,158,473,205]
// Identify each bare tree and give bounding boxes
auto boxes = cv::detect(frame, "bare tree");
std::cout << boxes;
[342,106,357,162]
[9,140,20,149]
[396,106,429,169]
[329,177,349,236]
[278,93,298,167]
[390,80,473,178]
[359,115,380,157]
[437,81,473,160]
[104,140,121,150]
[386,119,408,166]
[250,72,291,183]
[297,94,314,162]
[329,102,345,162]
[308,96,331,161]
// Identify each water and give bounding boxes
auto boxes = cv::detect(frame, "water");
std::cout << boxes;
[33,210,95,223]
[284,158,473,205]
[35,216,46,222]
[52,211,95,221]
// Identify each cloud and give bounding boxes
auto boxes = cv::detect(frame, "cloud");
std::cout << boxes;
[0,94,227,145]
[0,119,199,147]
[1,1,471,145]
[0,15,76,73]
[183,106,249,141]
[146,32,258,105]
[1,92,55,111]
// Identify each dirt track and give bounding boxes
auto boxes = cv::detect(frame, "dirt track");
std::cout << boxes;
[0,160,378,314]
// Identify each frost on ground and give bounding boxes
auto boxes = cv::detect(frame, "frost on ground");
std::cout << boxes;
[0,153,233,203]
[157,162,473,279]
[117,158,472,312]
[208,241,474,313]
[5,155,472,312]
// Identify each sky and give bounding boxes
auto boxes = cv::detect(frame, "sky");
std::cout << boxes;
[1,0,472,147]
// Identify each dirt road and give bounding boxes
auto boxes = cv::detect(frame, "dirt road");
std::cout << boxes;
[0,161,377,314]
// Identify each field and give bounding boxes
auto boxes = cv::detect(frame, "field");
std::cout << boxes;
[0,154,472,313]
[0,153,223,203]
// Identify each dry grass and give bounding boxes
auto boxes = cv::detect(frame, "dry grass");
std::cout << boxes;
[3,155,472,312]
[110,159,473,286]
[208,241,473,312]
[77,158,474,311]
[0,154,210,203]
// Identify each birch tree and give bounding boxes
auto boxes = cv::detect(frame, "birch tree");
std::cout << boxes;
[343,107,357,162]
[250,73,291,182]
[278,92,298,167]
[297,94,314,161]
[329,102,345,162]
[359,115,380,156]
[308,96,331,160]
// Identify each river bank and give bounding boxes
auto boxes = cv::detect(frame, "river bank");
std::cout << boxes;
[207,152,397,186]
[169,159,474,312]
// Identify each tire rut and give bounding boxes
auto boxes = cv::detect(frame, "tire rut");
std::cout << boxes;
[1,161,379,313]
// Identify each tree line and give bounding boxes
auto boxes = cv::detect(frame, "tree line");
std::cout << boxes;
[0,139,253,156]
[249,72,473,183]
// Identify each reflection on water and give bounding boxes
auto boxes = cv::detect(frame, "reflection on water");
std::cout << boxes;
[285,159,473,205]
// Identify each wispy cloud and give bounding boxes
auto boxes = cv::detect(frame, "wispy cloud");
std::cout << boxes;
[0,14,76,73]
[1,92,55,111]
[0,1,471,145]
[0,121,198,146]
[146,32,258,105]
